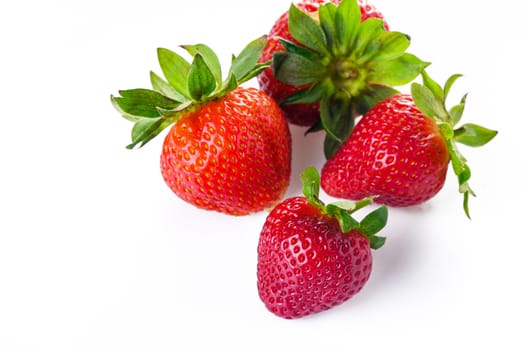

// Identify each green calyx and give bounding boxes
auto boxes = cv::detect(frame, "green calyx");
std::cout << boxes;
[411,71,498,218]
[273,0,428,158]
[111,36,270,149]
[301,167,387,249]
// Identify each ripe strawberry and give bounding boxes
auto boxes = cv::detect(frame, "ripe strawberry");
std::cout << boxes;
[111,37,291,215]
[257,167,387,319]
[258,0,389,127]
[260,0,427,158]
[321,71,497,217]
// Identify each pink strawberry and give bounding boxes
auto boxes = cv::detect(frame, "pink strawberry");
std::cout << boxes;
[321,71,497,217]
[258,0,389,128]
[257,167,387,319]
[112,37,291,215]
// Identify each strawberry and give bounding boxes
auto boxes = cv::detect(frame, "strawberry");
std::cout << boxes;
[262,0,428,158]
[321,71,497,217]
[257,167,387,319]
[258,0,389,127]
[111,37,292,215]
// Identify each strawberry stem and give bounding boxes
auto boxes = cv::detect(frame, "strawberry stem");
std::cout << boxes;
[348,197,374,214]
[301,167,387,249]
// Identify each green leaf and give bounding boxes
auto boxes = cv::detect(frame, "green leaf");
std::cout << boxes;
[439,122,455,140]
[273,52,327,86]
[222,71,239,93]
[348,197,375,214]
[127,117,164,149]
[411,83,448,121]
[449,93,467,125]
[334,0,360,54]
[239,62,271,83]
[150,71,187,102]
[328,201,357,211]
[337,211,355,233]
[301,166,321,199]
[463,193,471,219]
[306,120,324,135]
[454,123,498,147]
[230,36,267,83]
[288,2,328,54]
[458,163,471,188]
[369,53,428,86]
[447,140,474,218]
[326,204,360,233]
[355,85,399,115]
[318,3,338,51]
[278,38,320,60]
[368,235,386,250]
[353,18,385,55]
[443,74,463,100]
[449,142,465,176]
[324,134,342,160]
[320,95,349,144]
[187,53,217,101]
[181,43,222,86]
[112,89,179,119]
[320,95,355,158]
[157,48,191,99]
[359,206,388,237]
[363,31,410,63]
[421,69,444,101]
[281,81,327,105]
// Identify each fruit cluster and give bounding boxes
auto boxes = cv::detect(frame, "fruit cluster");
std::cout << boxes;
[111,0,497,319]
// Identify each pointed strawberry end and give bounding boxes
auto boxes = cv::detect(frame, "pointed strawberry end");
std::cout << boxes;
[301,167,387,249]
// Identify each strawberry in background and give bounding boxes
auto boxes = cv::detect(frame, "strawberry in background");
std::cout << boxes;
[259,0,426,158]
[258,0,389,128]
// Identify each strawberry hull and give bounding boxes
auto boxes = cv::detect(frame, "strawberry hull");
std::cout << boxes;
[258,0,389,128]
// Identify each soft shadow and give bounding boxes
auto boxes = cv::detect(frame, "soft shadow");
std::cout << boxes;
[363,207,430,299]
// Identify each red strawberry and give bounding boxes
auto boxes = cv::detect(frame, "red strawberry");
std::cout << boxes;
[322,93,448,206]
[257,167,387,319]
[263,0,428,158]
[321,71,497,217]
[258,0,389,128]
[112,37,291,215]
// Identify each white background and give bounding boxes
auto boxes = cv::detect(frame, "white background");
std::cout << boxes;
[1,0,524,349]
